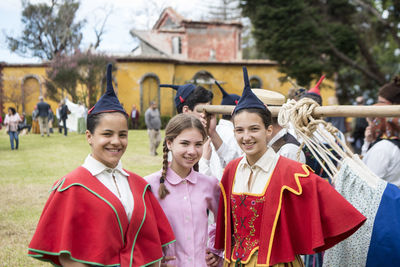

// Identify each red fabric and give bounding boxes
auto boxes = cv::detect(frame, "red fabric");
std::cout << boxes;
[28,167,175,267]
[231,194,265,262]
[215,156,366,266]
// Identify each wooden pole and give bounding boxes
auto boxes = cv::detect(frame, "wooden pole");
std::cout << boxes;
[196,104,400,117]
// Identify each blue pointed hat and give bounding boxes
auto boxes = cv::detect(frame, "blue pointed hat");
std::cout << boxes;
[233,67,266,113]
[88,64,126,115]
[159,83,196,108]
[215,81,240,106]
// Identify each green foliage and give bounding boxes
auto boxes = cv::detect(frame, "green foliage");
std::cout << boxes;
[241,0,400,103]
[7,0,84,60]
[45,51,115,105]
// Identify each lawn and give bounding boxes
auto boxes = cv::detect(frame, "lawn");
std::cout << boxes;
[0,129,164,266]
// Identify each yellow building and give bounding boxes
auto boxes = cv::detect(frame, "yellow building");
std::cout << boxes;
[0,59,336,117]
[0,8,336,118]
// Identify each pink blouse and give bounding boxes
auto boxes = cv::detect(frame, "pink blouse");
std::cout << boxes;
[4,113,21,132]
[145,168,221,266]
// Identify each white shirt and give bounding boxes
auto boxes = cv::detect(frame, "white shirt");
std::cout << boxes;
[233,148,279,194]
[268,128,306,163]
[199,119,243,180]
[215,119,243,166]
[363,140,400,187]
[82,155,134,220]
[199,144,224,180]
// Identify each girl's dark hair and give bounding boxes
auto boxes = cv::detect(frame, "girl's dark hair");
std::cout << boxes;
[159,113,207,199]
[232,108,272,128]
[86,111,128,133]
[176,86,213,113]
[8,107,16,115]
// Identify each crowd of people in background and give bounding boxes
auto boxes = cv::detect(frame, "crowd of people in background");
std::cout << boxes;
[2,63,400,266]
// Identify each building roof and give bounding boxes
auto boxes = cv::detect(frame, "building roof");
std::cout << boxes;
[130,29,173,58]
[130,7,243,60]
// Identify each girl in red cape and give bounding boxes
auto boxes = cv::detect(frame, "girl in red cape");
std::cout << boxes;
[28,64,175,267]
[214,67,366,266]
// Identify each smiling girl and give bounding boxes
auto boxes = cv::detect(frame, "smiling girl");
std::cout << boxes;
[214,67,366,267]
[28,64,175,267]
[145,113,222,267]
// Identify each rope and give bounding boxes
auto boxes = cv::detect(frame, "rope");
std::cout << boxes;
[279,97,380,188]
[278,98,346,181]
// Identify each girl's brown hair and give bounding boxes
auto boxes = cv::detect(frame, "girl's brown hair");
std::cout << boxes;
[158,113,207,199]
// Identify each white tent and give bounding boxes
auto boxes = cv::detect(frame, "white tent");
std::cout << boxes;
[64,98,86,132]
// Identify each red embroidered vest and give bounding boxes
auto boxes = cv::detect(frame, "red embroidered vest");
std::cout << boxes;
[231,193,265,262]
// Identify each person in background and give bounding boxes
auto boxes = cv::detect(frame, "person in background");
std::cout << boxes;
[324,96,347,133]
[130,104,140,129]
[31,106,40,134]
[59,99,69,136]
[77,101,87,134]
[199,81,242,180]
[18,112,32,134]
[350,96,368,154]
[363,76,400,187]
[48,109,54,134]
[4,107,22,150]
[28,64,175,267]
[145,101,162,156]
[145,113,222,266]
[36,96,50,137]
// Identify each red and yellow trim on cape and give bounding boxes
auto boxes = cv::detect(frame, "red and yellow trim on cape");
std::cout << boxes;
[265,164,311,266]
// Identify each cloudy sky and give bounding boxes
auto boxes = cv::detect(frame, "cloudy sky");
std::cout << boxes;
[0,0,207,63]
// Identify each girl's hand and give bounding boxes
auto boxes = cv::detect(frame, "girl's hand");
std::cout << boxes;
[202,138,212,160]
[205,250,221,267]
[160,256,176,267]
[364,125,373,143]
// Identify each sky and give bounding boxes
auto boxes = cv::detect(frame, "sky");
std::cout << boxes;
[0,0,206,64]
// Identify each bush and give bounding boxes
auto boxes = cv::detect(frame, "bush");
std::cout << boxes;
[161,115,171,129]
[26,115,32,125]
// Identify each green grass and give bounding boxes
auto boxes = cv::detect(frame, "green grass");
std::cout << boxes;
[0,129,164,266]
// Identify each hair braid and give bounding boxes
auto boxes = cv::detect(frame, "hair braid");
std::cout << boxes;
[158,140,170,199]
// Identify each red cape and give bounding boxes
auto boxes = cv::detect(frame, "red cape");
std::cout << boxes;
[28,167,175,267]
[215,156,366,266]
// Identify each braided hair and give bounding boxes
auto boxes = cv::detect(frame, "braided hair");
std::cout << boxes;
[159,140,170,199]
[158,113,207,199]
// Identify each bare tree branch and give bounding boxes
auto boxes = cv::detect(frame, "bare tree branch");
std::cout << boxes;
[352,0,400,47]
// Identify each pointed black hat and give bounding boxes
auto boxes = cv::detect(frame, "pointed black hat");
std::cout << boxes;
[88,63,126,115]
[215,81,240,106]
[233,67,266,113]
[159,83,196,108]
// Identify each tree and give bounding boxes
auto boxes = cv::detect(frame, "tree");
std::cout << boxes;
[204,0,242,21]
[7,0,85,60]
[241,0,400,103]
[45,50,115,107]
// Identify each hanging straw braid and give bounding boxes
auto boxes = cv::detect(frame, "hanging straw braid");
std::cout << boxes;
[278,98,354,181]
[158,140,170,199]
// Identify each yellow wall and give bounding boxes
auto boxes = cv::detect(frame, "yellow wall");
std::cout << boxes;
[2,62,336,117]
[2,66,59,115]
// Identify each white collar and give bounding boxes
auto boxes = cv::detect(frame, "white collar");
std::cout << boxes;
[82,154,129,177]
[268,128,287,146]
[239,148,277,173]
